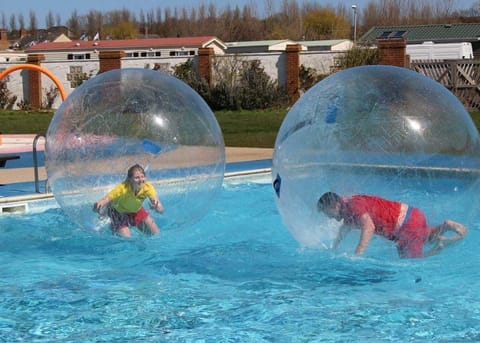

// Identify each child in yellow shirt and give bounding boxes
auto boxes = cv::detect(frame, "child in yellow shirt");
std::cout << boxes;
[94,164,164,237]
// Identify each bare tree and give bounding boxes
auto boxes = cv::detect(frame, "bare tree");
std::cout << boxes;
[179,7,190,36]
[86,10,103,39]
[18,13,25,30]
[431,0,458,18]
[240,4,263,40]
[205,3,218,36]
[303,7,350,40]
[2,0,472,44]
[162,7,175,37]
[465,1,480,16]
[155,7,163,36]
[361,0,464,29]
[66,10,81,38]
[28,10,38,34]
[138,9,146,36]
[46,11,55,29]
[9,14,16,33]
[278,0,303,39]
[263,0,276,36]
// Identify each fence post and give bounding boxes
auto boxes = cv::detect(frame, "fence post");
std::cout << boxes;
[450,61,458,94]
[198,47,214,86]
[26,54,45,109]
[377,38,407,67]
[286,44,302,104]
[98,51,125,74]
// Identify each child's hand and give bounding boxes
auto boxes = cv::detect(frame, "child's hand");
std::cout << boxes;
[93,202,100,213]
[93,196,110,214]
[150,199,164,213]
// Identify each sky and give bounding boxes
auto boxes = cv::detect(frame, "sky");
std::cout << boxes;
[1,0,476,26]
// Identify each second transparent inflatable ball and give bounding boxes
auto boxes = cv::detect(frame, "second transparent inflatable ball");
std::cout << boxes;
[272,65,480,249]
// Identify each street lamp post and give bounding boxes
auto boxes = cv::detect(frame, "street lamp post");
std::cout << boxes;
[352,4,358,44]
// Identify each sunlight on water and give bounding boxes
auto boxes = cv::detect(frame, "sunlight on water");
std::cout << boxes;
[0,174,479,342]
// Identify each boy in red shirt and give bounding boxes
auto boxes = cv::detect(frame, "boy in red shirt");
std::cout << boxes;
[318,192,467,258]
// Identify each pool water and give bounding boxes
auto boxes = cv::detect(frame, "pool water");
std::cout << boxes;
[0,174,479,342]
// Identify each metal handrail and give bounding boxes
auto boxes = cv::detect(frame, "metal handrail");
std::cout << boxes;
[33,133,46,193]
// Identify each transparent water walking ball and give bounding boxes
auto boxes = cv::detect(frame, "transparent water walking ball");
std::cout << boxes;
[272,65,480,249]
[46,68,225,233]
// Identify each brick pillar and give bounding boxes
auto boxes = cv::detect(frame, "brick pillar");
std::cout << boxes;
[198,47,214,85]
[0,29,8,50]
[98,51,125,73]
[286,44,302,104]
[377,38,407,68]
[27,54,45,109]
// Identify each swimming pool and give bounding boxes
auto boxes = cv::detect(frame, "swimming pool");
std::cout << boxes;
[0,172,479,342]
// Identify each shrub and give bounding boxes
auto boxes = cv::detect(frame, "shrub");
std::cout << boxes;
[237,60,288,110]
[334,46,379,69]
[0,78,18,110]
[172,59,213,106]
[16,99,31,111]
[299,64,328,93]
[42,85,60,109]
[173,57,289,110]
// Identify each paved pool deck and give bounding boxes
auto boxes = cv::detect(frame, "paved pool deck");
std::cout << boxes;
[0,134,273,189]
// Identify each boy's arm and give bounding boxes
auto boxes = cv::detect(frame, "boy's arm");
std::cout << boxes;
[355,213,375,255]
[333,224,351,249]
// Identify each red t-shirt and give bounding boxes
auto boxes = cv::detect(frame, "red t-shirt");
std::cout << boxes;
[341,195,401,240]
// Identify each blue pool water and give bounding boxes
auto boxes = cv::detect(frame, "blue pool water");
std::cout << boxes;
[0,173,479,342]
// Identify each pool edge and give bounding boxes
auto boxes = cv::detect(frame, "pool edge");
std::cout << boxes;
[0,168,272,207]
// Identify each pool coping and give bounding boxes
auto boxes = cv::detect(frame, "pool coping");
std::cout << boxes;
[0,167,273,210]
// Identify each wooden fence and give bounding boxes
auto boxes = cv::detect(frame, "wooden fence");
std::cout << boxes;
[411,60,480,111]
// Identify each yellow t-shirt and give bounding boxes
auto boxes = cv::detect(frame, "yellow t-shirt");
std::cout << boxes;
[108,181,157,214]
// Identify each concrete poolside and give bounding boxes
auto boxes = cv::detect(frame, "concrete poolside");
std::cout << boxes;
[0,134,273,185]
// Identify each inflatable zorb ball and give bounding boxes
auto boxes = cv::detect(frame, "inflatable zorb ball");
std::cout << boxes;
[46,68,225,232]
[272,65,480,249]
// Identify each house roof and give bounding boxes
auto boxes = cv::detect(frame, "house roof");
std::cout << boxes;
[300,39,349,47]
[25,36,226,52]
[360,23,480,44]
[225,39,294,47]
[226,39,295,48]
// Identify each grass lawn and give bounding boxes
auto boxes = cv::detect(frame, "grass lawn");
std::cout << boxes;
[2,109,480,149]
[0,110,54,135]
[0,109,288,148]
[215,109,287,148]
[469,111,480,129]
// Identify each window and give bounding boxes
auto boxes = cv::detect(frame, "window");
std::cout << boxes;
[67,66,90,88]
[392,31,406,38]
[126,51,160,58]
[169,50,192,56]
[67,53,90,60]
[378,31,393,39]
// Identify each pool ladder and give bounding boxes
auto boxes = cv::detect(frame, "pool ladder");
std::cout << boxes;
[33,133,49,193]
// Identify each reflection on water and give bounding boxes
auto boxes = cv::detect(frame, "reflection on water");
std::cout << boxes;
[0,177,478,342]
